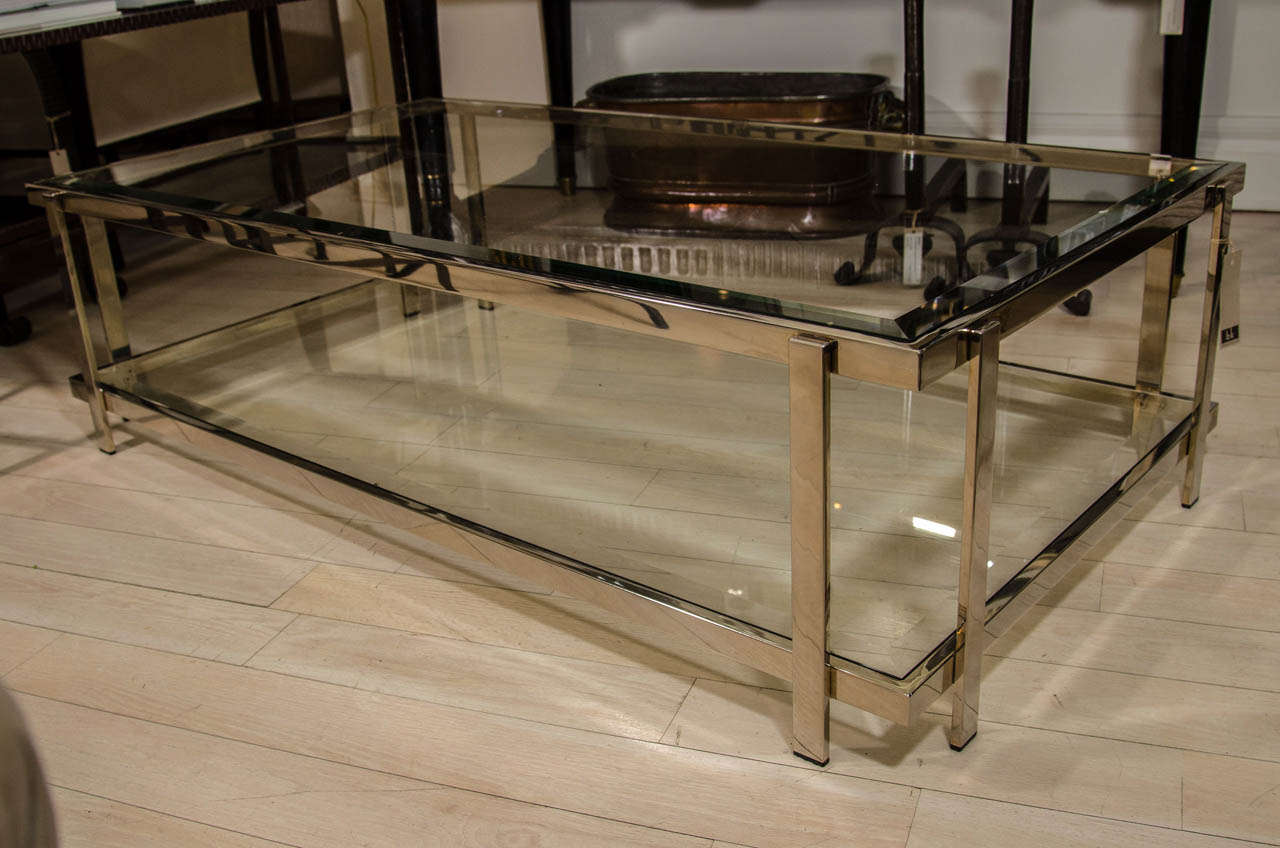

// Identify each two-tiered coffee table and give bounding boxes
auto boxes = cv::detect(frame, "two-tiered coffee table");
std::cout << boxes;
[30,98,1243,763]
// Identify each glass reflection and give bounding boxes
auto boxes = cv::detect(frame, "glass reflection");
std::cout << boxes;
[114,282,1195,680]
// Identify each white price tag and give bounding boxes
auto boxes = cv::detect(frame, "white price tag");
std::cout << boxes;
[1148,154,1173,178]
[902,228,924,288]
[1160,0,1184,35]
[48,148,71,176]
[1220,247,1242,346]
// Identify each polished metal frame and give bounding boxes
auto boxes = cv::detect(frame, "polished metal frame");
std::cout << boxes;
[949,321,998,751]
[789,335,835,765]
[35,105,1243,760]
[1183,188,1231,508]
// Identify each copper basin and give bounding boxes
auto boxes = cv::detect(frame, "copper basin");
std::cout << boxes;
[580,72,900,237]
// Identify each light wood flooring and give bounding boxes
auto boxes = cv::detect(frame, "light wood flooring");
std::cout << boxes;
[0,212,1277,847]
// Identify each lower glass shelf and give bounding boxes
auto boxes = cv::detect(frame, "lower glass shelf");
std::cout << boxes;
[90,279,1196,686]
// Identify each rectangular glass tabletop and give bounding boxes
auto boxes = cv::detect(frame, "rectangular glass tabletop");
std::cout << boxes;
[40,98,1233,343]
[36,98,1214,682]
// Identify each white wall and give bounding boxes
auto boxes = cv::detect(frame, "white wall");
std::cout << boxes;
[336,0,550,111]
[371,0,1277,209]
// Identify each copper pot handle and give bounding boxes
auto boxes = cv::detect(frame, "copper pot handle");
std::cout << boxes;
[871,90,907,133]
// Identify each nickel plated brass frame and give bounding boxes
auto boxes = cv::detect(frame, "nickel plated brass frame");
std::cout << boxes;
[33,101,1243,761]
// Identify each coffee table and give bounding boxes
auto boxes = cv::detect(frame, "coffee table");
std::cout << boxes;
[28,98,1244,764]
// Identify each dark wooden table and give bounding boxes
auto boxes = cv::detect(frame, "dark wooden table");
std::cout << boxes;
[1,0,310,344]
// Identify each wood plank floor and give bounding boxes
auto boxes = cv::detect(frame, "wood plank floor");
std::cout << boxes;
[0,212,1277,847]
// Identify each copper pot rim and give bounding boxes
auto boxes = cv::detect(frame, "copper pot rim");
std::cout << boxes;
[582,71,891,106]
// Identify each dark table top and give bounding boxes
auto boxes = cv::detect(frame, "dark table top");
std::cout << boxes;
[0,0,307,54]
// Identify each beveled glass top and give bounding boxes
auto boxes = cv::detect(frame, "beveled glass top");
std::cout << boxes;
[33,98,1239,343]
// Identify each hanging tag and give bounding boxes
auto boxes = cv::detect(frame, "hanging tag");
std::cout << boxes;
[902,228,924,288]
[1160,0,1184,35]
[1219,247,1242,346]
[1148,154,1173,178]
[48,148,71,176]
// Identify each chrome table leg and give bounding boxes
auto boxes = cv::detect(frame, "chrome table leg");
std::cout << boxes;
[83,216,131,361]
[1182,187,1232,507]
[49,205,115,454]
[949,321,1000,750]
[1136,233,1178,393]
[788,335,834,765]
[459,112,495,312]
[460,111,486,247]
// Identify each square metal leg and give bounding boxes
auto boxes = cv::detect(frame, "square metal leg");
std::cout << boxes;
[458,113,495,313]
[788,335,834,766]
[1136,234,1178,394]
[48,204,115,454]
[1182,188,1232,508]
[83,217,131,361]
[949,321,1000,750]
[460,112,486,247]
